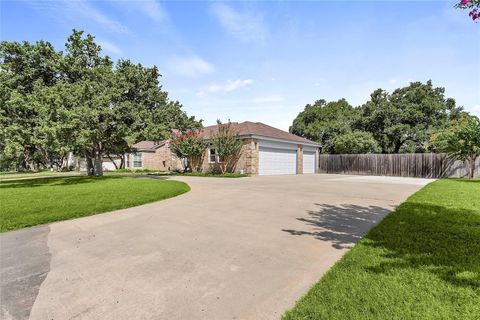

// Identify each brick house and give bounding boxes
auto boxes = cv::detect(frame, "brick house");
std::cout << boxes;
[127,121,320,175]
[125,140,183,172]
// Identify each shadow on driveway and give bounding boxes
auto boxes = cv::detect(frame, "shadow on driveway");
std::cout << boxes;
[282,203,391,249]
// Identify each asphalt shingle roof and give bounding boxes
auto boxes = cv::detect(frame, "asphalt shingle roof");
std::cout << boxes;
[132,140,165,150]
[133,122,319,150]
[200,121,318,145]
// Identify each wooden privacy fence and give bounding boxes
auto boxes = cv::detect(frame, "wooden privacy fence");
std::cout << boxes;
[318,153,479,178]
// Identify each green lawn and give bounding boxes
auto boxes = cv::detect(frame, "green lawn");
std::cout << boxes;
[0,171,82,180]
[0,170,247,181]
[0,176,190,232]
[283,179,480,320]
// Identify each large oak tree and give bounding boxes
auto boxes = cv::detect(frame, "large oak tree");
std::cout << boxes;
[290,99,356,153]
[290,81,464,154]
[0,30,201,175]
[356,81,463,153]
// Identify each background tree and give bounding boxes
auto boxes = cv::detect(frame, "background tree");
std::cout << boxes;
[0,30,201,175]
[170,130,206,172]
[0,40,62,170]
[30,82,76,169]
[355,81,462,153]
[429,115,480,179]
[290,81,463,155]
[290,99,356,153]
[332,131,381,154]
[211,122,242,173]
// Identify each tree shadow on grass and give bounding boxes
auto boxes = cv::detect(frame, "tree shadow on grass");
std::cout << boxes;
[449,178,480,184]
[282,204,391,249]
[283,202,480,288]
[120,174,169,180]
[0,176,125,189]
[363,202,480,288]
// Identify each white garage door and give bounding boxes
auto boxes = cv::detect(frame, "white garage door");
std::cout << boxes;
[303,151,316,174]
[259,147,297,175]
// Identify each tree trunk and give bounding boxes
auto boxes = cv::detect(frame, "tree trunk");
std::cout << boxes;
[85,155,94,176]
[220,157,227,174]
[189,159,194,172]
[42,149,52,170]
[119,154,125,169]
[107,155,119,170]
[23,150,35,171]
[60,152,67,171]
[93,149,103,176]
[469,156,477,179]
[27,161,36,172]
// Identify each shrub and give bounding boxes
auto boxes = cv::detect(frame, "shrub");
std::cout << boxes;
[211,123,242,174]
[170,130,206,172]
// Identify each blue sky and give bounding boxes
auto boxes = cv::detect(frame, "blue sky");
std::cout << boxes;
[2,0,479,130]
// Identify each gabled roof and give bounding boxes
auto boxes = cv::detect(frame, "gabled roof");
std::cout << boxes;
[132,140,166,151]
[132,122,319,151]
[201,121,319,146]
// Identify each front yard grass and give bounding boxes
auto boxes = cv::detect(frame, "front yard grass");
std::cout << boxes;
[283,179,480,320]
[0,171,82,180]
[0,176,190,232]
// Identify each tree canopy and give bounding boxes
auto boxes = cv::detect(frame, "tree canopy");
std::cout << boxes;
[429,115,480,178]
[290,99,356,153]
[290,81,464,154]
[211,122,243,174]
[0,30,201,175]
[456,0,480,21]
[332,131,381,154]
[356,81,462,153]
[170,130,206,172]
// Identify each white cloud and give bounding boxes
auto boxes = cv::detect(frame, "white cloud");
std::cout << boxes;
[208,79,253,93]
[132,0,167,23]
[211,3,268,42]
[197,79,253,96]
[69,1,130,34]
[29,0,130,34]
[169,56,214,77]
[97,40,123,55]
[107,0,168,23]
[251,95,284,104]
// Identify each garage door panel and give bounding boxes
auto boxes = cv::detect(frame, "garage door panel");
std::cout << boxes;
[259,147,297,175]
[303,151,316,174]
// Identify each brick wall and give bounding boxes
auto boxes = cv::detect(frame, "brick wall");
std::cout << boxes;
[297,145,303,174]
[129,143,183,171]
[200,138,258,175]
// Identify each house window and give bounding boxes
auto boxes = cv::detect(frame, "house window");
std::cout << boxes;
[209,148,218,163]
[133,153,142,168]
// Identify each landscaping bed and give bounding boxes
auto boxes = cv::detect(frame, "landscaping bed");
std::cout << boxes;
[156,172,247,178]
[283,179,480,320]
[107,170,247,178]
[0,176,190,232]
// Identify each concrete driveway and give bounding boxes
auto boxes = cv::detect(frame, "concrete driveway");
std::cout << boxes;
[1,174,432,320]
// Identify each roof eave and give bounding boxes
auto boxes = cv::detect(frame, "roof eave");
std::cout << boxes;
[245,134,321,147]
[201,133,320,147]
